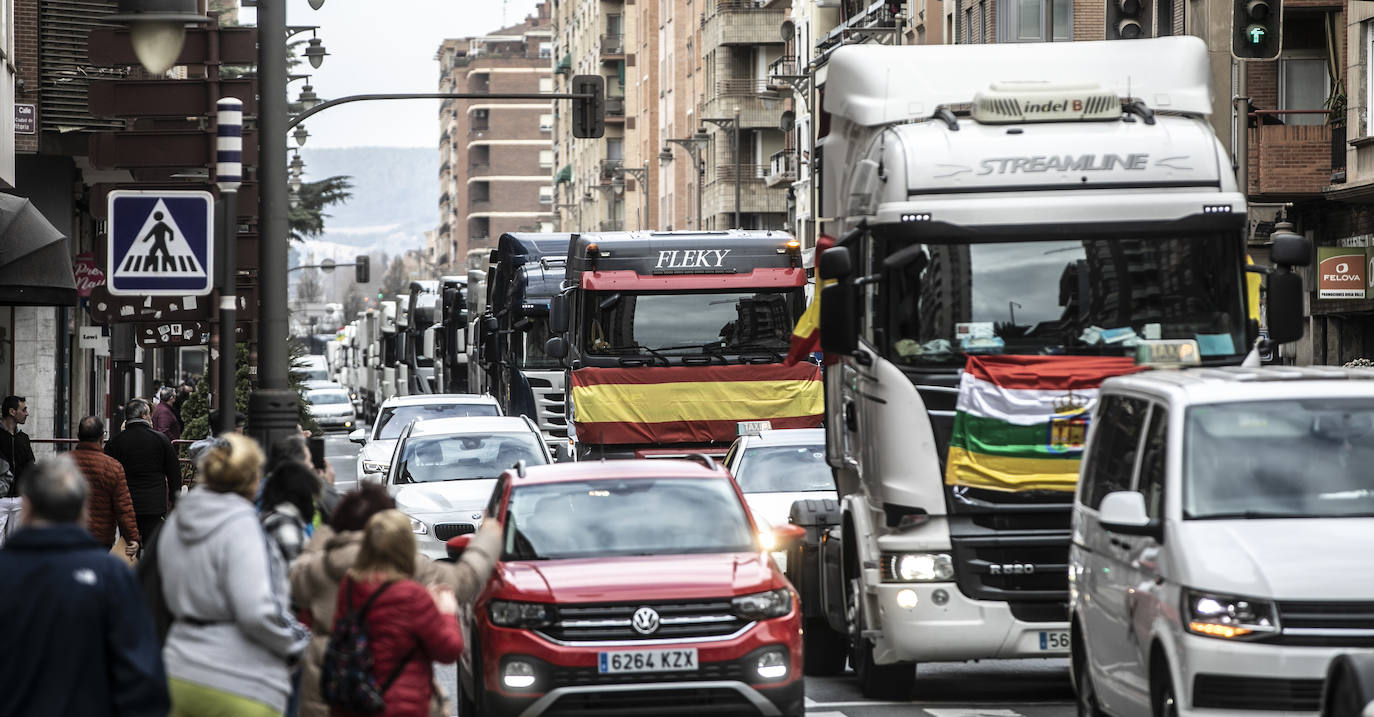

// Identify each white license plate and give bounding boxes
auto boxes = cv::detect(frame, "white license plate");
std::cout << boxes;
[598,648,699,674]
[1039,630,1069,651]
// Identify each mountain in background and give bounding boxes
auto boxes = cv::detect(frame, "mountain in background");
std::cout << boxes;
[297,146,437,255]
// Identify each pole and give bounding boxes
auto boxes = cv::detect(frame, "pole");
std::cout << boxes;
[733,108,741,229]
[696,149,704,231]
[216,97,242,437]
[249,0,298,451]
[1236,61,1249,197]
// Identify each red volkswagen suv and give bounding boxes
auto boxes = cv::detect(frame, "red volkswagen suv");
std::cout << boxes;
[451,457,806,717]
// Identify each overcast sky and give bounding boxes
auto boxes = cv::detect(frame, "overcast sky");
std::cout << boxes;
[246,0,542,149]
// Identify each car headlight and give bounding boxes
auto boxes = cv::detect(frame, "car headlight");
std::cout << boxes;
[1184,589,1279,640]
[882,552,954,582]
[361,460,387,474]
[731,588,793,620]
[405,514,428,535]
[488,600,554,628]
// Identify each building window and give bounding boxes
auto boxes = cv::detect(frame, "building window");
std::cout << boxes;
[1156,0,1173,36]
[539,186,554,204]
[606,138,624,161]
[1280,54,1330,126]
[540,77,554,93]
[539,42,552,58]
[1367,22,1374,136]
[998,0,1071,42]
[539,149,555,168]
[979,0,987,42]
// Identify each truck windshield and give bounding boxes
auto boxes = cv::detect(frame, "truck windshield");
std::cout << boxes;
[516,316,560,369]
[881,234,1247,366]
[583,290,801,356]
[1184,400,1374,519]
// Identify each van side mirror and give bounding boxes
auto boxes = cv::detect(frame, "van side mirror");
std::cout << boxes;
[545,336,569,359]
[550,294,569,334]
[819,280,858,355]
[1098,491,1162,541]
[818,246,853,280]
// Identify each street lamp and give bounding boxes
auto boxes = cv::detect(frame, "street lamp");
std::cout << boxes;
[621,162,650,230]
[109,0,211,75]
[661,136,708,230]
[304,36,329,69]
[297,84,321,110]
[702,106,742,229]
[293,124,310,147]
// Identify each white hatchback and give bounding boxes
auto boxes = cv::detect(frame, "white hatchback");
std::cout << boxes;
[349,393,502,483]
[1069,367,1374,717]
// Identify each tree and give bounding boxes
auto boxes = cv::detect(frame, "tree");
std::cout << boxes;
[380,256,410,300]
[289,176,354,241]
[342,282,366,318]
[297,267,323,302]
[182,342,320,445]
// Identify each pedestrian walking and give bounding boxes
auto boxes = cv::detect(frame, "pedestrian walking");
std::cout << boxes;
[105,398,180,555]
[290,484,502,717]
[327,510,463,717]
[0,455,170,716]
[0,395,34,496]
[152,386,183,442]
[159,433,309,717]
[68,415,140,556]
[261,460,319,564]
[187,409,245,465]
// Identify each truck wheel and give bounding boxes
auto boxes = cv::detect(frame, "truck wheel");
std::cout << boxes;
[803,618,848,676]
[852,633,915,699]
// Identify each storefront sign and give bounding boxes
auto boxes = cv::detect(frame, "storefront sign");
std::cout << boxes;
[74,253,105,297]
[1318,246,1366,299]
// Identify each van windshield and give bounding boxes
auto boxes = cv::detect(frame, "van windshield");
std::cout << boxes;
[1184,399,1374,519]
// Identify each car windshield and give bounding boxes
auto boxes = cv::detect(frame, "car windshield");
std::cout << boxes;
[583,290,801,357]
[307,390,351,405]
[880,234,1247,367]
[735,444,833,493]
[375,403,501,439]
[503,478,757,560]
[396,432,546,484]
[1184,399,1374,519]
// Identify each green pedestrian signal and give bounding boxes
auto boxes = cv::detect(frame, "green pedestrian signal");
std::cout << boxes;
[1232,0,1280,60]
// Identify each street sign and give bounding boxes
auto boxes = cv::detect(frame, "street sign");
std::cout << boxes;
[107,190,214,296]
[14,104,34,134]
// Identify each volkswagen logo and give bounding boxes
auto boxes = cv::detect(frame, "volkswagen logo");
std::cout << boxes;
[631,607,661,635]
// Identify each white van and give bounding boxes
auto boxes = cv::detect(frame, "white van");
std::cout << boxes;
[1069,366,1374,717]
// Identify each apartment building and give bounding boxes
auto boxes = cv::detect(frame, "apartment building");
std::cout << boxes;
[436,4,555,266]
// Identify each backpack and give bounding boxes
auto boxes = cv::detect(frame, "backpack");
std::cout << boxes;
[321,577,416,713]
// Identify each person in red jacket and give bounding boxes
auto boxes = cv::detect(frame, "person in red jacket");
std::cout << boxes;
[331,510,462,717]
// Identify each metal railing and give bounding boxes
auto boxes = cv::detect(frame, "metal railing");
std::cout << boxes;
[715,163,768,181]
[717,78,771,96]
[767,149,797,182]
[708,0,772,15]
[767,57,798,82]
[605,97,626,116]
[600,158,625,179]
[601,34,625,54]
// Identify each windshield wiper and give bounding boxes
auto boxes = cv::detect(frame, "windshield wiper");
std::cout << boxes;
[722,342,786,361]
[601,343,670,365]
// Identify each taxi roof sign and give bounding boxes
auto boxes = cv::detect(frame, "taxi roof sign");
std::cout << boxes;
[737,420,773,436]
[1136,339,1201,368]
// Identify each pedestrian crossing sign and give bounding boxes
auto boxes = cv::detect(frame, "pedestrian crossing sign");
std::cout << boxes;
[107,190,214,296]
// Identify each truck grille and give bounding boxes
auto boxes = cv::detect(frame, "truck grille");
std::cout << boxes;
[527,373,568,439]
[1275,601,1374,647]
[550,661,745,686]
[536,599,748,643]
[947,488,1072,622]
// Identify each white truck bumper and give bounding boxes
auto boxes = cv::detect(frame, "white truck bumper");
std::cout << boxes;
[873,582,1068,663]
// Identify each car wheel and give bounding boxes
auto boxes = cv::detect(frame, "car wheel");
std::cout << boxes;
[1151,657,1178,717]
[1073,644,1104,717]
[803,618,848,676]
[779,693,806,717]
[847,578,914,699]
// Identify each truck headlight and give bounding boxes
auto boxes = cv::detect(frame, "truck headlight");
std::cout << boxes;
[488,600,554,628]
[732,588,793,620]
[882,552,954,582]
[361,460,387,474]
[1184,590,1279,640]
[405,514,428,535]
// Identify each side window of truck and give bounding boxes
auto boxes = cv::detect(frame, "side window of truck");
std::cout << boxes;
[1082,395,1149,510]
[1135,405,1169,521]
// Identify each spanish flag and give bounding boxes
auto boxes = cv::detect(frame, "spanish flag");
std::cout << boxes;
[945,355,1142,493]
[570,364,824,445]
[785,236,835,365]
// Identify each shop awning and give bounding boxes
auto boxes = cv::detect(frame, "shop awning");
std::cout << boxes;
[555,164,572,184]
[0,194,76,306]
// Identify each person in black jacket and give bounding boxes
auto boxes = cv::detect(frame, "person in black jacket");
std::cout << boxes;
[104,398,180,556]
[0,454,170,716]
[0,395,34,497]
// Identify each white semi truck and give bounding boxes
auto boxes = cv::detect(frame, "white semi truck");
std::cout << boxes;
[787,37,1305,696]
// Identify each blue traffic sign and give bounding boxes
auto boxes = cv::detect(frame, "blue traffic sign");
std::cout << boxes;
[107,190,214,296]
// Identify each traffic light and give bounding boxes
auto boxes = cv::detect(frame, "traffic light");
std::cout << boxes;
[1232,0,1281,60]
[1107,0,1148,39]
[570,74,605,139]
[355,255,369,284]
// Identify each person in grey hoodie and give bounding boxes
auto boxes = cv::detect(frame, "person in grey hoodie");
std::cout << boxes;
[158,434,310,717]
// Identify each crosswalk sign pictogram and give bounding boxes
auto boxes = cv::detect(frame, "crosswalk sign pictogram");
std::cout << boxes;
[107,190,215,296]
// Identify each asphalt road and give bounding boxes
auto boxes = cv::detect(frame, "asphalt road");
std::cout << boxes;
[324,434,1076,717]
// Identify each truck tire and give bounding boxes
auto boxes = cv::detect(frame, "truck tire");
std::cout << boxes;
[852,633,916,699]
[803,618,847,676]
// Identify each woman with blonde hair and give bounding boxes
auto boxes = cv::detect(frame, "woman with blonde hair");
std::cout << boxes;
[158,434,309,717]
[328,510,462,717]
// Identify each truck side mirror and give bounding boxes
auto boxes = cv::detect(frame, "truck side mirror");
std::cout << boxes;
[818,246,853,280]
[819,280,858,355]
[550,294,569,334]
[1266,269,1304,345]
[1270,226,1311,267]
[545,336,569,359]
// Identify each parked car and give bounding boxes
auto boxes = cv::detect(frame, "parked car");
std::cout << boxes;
[1069,367,1374,717]
[350,394,503,481]
[384,415,550,560]
[303,384,357,432]
[452,457,806,717]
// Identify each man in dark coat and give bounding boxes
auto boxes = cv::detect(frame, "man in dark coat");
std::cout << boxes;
[0,395,34,497]
[0,454,170,716]
[105,398,180,554]
[151,387,182,442]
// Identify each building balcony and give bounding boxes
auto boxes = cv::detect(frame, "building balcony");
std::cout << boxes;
[469,197,492,212]
[702,0,788,47]
[599,220,625,231]
[702,89,786,129]
[601,34,625,57]
[1247,111,1341,198]
[605,97,626,122]
[766,150,797,187]
[704,164,787,216]
[600,158,625,181]
[766,57,799,91]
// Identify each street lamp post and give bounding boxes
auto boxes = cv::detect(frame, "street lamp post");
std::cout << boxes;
[215,97,242,438]
[661,137,707,230]
[702,108,742,229]
[620,162,650,230]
